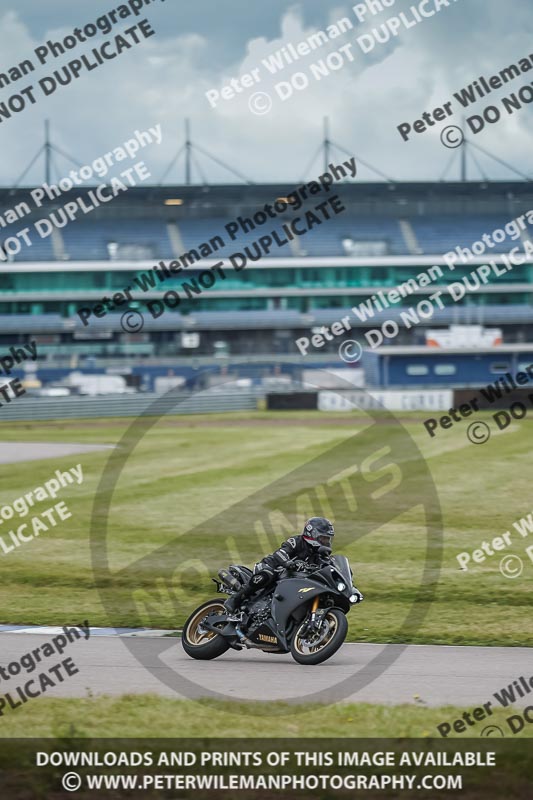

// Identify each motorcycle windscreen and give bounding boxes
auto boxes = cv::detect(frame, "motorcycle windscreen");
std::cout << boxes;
[331,554,352,586]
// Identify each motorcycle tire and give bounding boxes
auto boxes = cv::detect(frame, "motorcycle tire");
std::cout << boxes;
[290,608,348,665]
[182,599,230,660]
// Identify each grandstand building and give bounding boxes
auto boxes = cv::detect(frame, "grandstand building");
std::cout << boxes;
[1,180,532,372]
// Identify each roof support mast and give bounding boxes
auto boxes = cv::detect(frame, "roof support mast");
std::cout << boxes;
[460,117,467,182]
[185,118,192,186]
[323,116,331,173]
[44,120,51,185]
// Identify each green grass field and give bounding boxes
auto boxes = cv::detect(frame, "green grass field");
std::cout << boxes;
[0,409,532,739]
[0,410,531,646]
[0,694,531,738]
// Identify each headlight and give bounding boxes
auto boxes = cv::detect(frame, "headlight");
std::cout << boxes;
[349,594,357,603]
[337,582,346,591]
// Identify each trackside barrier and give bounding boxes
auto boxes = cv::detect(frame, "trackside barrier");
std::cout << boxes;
[0,391,260,421]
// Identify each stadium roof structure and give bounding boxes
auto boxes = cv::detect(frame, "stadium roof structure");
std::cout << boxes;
[9,118,533,192]
[2,179,533,217]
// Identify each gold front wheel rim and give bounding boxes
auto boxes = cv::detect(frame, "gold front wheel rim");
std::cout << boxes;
[293,612,339,655]
[185,603,226,646]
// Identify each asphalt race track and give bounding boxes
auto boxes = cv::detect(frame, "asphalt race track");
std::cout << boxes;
[1,632,531,708]
[1,442,530,710]
[0,441,113,463]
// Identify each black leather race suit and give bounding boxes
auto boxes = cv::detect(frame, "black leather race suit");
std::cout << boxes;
[224,536,321,613]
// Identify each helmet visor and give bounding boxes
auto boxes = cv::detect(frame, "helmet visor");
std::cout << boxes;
[317,534,333,547]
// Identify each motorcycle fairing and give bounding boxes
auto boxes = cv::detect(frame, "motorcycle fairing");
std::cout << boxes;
[247,622,285,651]
[271,576,329,633]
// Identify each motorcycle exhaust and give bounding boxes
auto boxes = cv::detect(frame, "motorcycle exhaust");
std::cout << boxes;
[217,568,241,591]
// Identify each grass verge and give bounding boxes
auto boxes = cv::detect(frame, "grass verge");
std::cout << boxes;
[0,411,531,647]
[0,695,531,738]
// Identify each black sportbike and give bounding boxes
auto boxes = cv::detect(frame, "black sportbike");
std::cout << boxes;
[182,551,360,665]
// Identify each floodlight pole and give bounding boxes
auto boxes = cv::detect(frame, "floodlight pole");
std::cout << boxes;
[45,120,51,185]
[460,117,467,181]
[185,118,192,185]
[323,116,331,172]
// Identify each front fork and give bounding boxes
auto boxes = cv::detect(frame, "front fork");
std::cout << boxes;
[302,595,324,636]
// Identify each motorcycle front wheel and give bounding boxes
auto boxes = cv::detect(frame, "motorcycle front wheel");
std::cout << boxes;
[182,599,230,660]
[290,608,348,665]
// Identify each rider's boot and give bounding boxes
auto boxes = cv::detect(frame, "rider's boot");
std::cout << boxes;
[224,583,252,620]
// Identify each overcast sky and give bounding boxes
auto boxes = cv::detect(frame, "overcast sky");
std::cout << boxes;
[0,0,531,186]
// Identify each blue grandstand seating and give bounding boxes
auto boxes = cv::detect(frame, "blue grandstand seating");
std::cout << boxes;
[412,215,530,254]
[178,217,294,258]
[6,223,55,261]
[300,217,406,256]
[5,213,531,262]
[160,216,407,257]
[61,219,173,260]
[16,234,55,261]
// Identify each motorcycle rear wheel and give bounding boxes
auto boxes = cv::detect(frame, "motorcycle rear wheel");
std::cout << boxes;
[290,608,348,665]
[182,599,230,660]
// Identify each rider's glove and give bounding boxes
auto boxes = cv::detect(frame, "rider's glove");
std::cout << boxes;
[285,559,306,571]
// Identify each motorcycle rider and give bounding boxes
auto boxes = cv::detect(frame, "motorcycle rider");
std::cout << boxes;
[224,516,363,617]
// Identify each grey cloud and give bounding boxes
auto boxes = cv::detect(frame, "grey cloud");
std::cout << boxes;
[0,0,530,185]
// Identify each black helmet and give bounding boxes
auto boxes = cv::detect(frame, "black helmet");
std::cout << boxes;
[302,517,335,548]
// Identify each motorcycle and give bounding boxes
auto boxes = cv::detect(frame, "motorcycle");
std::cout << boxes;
[182,549,361,665]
